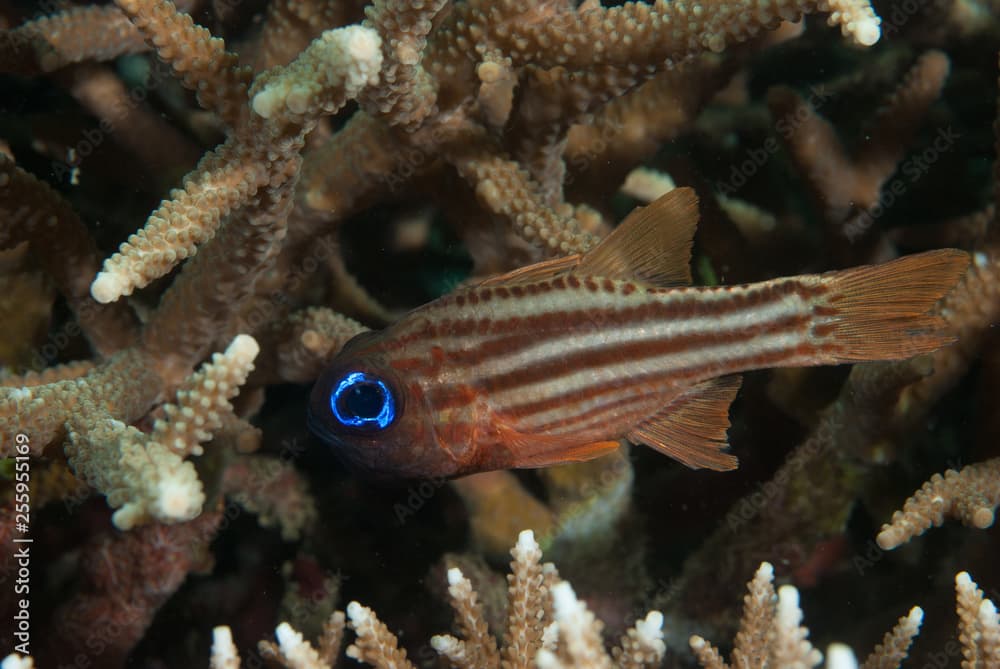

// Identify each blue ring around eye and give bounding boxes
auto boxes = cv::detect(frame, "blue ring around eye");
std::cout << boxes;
[329,371,396,429]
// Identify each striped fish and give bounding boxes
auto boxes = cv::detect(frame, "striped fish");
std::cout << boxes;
[308,188,968,479]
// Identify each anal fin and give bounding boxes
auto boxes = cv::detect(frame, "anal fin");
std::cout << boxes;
[627,375,742,471]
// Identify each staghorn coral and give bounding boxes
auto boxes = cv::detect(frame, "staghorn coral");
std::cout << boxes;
[688,561,922,669]
[876,457,1000,550]
[1,0,1000,666]
[193,544,998,669]
[688,563,1000,669]
[203,530,665,669]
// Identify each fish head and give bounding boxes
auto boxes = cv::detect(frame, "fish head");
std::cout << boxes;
[307,330,464,480]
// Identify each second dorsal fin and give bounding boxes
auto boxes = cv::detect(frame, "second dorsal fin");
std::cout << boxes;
[575,187,699,287]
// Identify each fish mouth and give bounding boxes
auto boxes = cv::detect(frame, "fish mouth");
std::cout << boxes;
[306,407,366,468]
[306,406,406,480]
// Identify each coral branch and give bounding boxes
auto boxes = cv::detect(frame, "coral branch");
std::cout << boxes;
[113,0,252,128]
[876,458,1000,550]
[0,6,147,74]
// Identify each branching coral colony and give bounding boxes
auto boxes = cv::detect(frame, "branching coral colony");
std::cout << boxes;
[1,0,1000,666]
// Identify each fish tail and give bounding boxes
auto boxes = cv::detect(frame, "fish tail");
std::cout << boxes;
[812,249,969,362]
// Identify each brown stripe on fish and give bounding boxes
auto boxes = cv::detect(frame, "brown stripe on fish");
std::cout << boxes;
[479,310,811,396]
[497,329,821,428]
[474,284,817,385]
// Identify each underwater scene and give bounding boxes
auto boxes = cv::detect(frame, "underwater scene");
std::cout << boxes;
[1,0,999,667]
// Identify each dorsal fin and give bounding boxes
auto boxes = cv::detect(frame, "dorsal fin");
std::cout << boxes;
[478,187,699,289]
[575,187,699,287]
[627,374,742,471]
[478,254,582,287]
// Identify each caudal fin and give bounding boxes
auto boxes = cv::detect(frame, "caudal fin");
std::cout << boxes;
[816,249,969,363]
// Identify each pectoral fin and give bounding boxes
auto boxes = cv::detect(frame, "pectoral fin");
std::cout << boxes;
[627,375,742,471]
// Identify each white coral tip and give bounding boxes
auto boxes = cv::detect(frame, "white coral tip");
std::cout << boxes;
[91,272,125,303]
[1,655,34,669]
[853,18,880,46]
[343,25,381,62]
[550,581,580,617]
[825,643,858,669]
[776,584,803,628]
[447,566,466,587]
[535,649,561,669]
[346,601,369,625]
[430,634,460,654]
[275,622,303,651]
[211,626,239,668]
[635,610,665,646]
[513,528,541,561]
[155,475,204,521]
[227,334,260,361]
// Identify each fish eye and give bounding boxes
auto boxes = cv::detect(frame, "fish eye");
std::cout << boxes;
[329,371,397,430]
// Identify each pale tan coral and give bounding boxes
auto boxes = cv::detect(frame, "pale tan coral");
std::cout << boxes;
[222,454,318,541]
[68,63,202,171]
[252,0,365,71]
[91,9,383,304]
[0,5,147,74]
[620,167,677,203]
[360,0,448,130]
[955,572,1000,669]
[213,612,348,669]
[0,154,139,355]
[113,0,253,128]
[252,307,368,384]
[688,562,820,669]
[690,563,922,669]
[343,530,663,669]
[433,568,503,668]
[876,457,1000,550]
[767,50,949,239]
[450,145,599,256]
[250,25,382,124]
[64,335,259,530]
[151,334,260,457]
[860,607,923,669]
[89,134,259,305]
[346,602,417,669]
[502,530,550,669]
[210,627,241,669]
[451,471,557,559]
[1,346,162,457]
[1,361,95,388]
[487,0,879,68]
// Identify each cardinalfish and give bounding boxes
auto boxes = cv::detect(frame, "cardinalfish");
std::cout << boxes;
[308,188,968,479]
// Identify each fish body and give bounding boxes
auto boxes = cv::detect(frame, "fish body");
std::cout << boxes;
[308,189,968,479]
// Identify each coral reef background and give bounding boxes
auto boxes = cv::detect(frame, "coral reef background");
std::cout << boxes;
[0,0,999,666]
